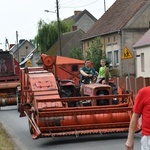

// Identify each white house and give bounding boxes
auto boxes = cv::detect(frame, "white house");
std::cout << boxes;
[133,29,150,77]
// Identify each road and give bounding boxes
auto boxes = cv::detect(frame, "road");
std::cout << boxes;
[0,106,141,150]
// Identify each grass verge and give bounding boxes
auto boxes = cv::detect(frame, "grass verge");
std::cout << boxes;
[0,123,15,150]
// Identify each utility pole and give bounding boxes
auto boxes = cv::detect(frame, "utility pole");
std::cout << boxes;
[104,0,106,12]
[56,0,62,56]
[5,38,7,51]
[16,31,19,62]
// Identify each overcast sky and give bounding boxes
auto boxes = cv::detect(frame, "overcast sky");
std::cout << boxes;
[0,0,115,50]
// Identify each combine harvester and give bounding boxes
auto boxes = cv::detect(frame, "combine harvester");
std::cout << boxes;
[18,54,141,139]
[0,51,20,107]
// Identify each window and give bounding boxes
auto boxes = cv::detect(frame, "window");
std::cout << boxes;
[113,36,116,42]
[114,50,119,65]
[108,37,110,43]
[72,65,78,72]
[141,53,145,72]
[87,42,89,47]
[107,51,112,65]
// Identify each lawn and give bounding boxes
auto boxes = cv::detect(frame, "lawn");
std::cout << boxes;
[0,123,15,150]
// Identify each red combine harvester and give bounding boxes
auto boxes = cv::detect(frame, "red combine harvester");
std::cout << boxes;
[0,51,20,107]
[18,54,141,139]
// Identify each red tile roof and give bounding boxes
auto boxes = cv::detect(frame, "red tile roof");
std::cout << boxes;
[82,0,148,40]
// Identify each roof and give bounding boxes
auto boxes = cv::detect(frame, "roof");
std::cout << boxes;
[64,9,97,24]
[46,29,85,56]
[82,0,148,40]
[55,56,84,65]
[133,29,150,48]
[10,39,34,53]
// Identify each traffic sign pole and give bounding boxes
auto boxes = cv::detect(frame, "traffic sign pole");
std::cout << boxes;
[122,46,133,92]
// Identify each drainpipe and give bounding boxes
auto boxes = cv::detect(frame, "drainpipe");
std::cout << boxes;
[118,30,123,76]
[133,49,137,77]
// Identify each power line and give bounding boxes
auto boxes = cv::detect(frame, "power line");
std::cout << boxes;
[60,0,82,6]
[61,0,99,8]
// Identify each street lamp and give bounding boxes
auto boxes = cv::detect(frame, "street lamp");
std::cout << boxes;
[44,10,56,13]
[44,0,62,56]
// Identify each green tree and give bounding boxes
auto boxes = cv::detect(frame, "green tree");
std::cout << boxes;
[85,37,106,71]
[68,46,84,60]
[34,19,72,54]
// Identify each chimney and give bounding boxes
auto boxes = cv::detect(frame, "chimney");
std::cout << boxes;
[9,44,15,50]
[19,39,25,44]
[71,26,78,31]
[74,11,81,16]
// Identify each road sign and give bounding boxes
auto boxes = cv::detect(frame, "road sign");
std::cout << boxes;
[26,59,32,67]
[121,47,133,59]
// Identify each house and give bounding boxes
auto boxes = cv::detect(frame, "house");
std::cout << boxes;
[45,9,97,58]
[64,9,97,33]
[46,29,85,57]
[133,29,150,77]
[81,0,150,76]
[10,39,35,63]
[19,47,41,67]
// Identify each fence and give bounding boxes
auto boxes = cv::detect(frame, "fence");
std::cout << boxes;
[112,76,150,96]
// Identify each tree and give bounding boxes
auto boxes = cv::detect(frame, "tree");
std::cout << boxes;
[85,37,106,71]
[34,19,72,54]
[68,46,84,60]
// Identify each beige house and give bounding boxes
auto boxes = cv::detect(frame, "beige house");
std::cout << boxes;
[10,39,35,63]
[133,29,150,77]
[19,47,41,67]
[81,0,150,76]
[64,9,97,33]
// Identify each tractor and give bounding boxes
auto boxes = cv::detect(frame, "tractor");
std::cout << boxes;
[18,54,141,139]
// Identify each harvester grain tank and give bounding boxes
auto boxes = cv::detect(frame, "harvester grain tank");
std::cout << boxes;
[18,54,141,139]
[0,51,20,107]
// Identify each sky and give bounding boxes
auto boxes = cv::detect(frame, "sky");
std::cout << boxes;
[0,0,116,50]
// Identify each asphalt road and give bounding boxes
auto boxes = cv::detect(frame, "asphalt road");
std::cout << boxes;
[0,106,141,150]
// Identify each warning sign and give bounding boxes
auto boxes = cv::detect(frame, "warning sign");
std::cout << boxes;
[26,59,32,67]
[121,47,133,59]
